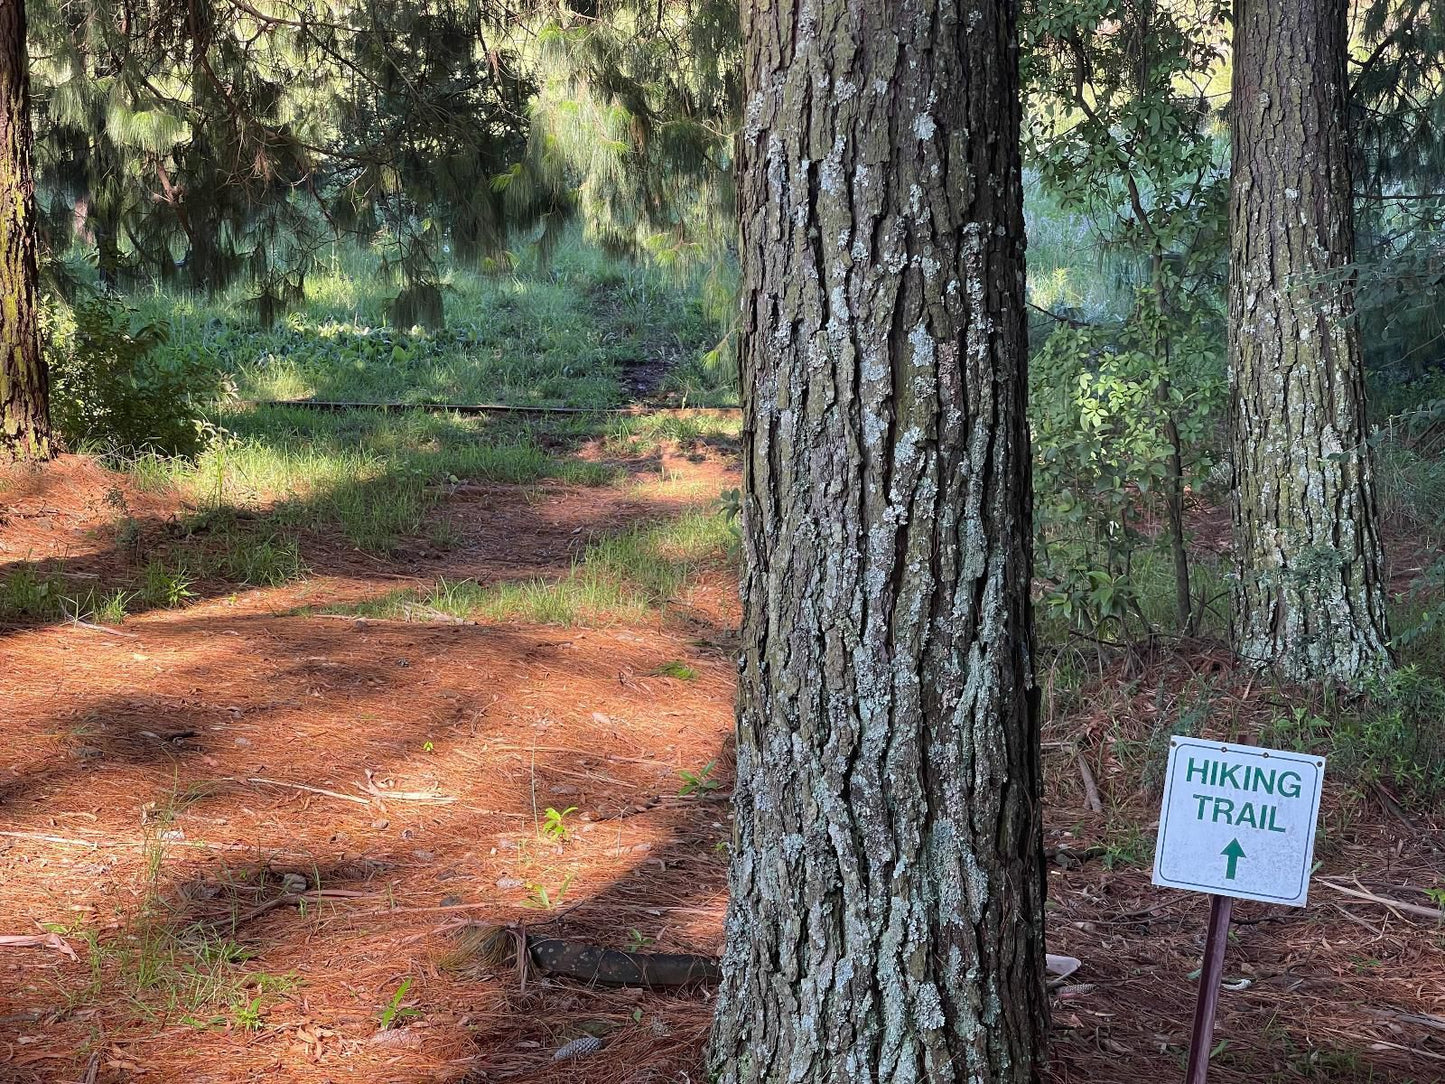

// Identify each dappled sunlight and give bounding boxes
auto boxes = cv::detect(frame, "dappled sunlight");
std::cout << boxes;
[0,596,736,1079]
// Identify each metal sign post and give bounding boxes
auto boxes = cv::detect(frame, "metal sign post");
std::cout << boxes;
[1153,738,1327,1082]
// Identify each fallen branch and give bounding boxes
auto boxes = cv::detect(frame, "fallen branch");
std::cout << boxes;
[442,924,721,988]
[66,619,138,638]
[0,829,323,859]
[1316,878,1445,922]
[362,769,455,803]
[246,776,371,805]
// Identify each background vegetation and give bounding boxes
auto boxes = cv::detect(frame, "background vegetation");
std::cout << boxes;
[16,0,1445,802]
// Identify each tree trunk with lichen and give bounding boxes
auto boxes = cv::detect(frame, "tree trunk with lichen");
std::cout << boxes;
[0,0,50,460]
[1228,0,1391,685]
[707,0,1046,1080]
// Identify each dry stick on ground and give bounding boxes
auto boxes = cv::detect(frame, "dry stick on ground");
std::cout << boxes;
[65,619,138,638]
[362,769,455,803]
[1316,878,1445,922]
[1076,753,1103,814]
[246,776,372,805]
[0,829,324,860]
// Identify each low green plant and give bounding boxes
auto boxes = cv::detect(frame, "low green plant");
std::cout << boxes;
[540,806,578,842]
[0,565,70,620]
[1101,826,1154,870]
[140,558,196,609]
[1264,668,1445,810]
[522,874,574,910]
[653,660,697,680]
[716,487,741,522]
[58,795,301,1027]
[88,588,133,624]
[378,977,421,1030]
[218,532,306,587]
[679,760,720,796]
[47,296,223,457]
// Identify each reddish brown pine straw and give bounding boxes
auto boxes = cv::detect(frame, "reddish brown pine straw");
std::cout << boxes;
[1,450,1442,1083]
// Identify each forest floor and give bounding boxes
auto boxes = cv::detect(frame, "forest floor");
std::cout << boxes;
[3,251,1444,1081]
[2,430,1442,1084]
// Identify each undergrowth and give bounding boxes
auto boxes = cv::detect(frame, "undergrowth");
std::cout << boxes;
[321,508,738,626]
[45,788,300,1030]
[1262,666,1445,809]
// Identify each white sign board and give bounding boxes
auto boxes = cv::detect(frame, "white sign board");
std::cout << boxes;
[1152,737,1325,907]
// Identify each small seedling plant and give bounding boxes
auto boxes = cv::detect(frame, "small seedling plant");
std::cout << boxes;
[523,873,574,910]
[540,806,578,842]
[679,760,720,796]
[378,977,421,1030]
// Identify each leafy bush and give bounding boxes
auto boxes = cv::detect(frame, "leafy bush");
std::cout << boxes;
[1265,668,1445,809]
[1030,290,1225,635]
[47,297,223,457]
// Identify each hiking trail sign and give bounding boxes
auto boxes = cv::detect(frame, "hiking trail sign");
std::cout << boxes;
[1153,736,1325,906]
[1153,737,1326,1084]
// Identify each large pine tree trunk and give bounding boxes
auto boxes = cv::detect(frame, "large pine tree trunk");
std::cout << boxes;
[708,0,1046,1080]
[0,0,51,460]
[1229,0,1391,685]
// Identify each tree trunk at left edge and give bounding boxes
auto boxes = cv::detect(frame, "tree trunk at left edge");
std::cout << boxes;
[0,0,51,460]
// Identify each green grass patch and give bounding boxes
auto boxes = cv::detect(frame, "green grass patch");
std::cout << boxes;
[324,509,738,626]
[130,238,724,411]
[120,409,622,553]
[604,411,742,457]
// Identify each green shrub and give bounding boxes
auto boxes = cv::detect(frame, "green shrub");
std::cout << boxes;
[1030,294,1225,636]
[47,297,223,457]
[1265,668,1445,809]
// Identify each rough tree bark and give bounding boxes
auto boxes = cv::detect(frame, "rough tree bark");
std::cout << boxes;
[708,0,1046,1080]
[1228,0,1391,685]
[0,0,51,460]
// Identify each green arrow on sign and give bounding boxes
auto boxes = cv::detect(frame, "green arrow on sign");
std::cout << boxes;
[1221,838,1246,880]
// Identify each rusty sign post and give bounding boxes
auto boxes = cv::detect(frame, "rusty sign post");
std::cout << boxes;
[1153,738,1326,1082]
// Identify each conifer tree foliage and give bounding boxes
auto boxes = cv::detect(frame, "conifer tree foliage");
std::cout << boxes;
[1348,0,1445,376]
[511,0,740,268]
[29,1,541,326]
[1,0,52,459]
[709,0,1046,1078]
[322,4,536,327]
[1229,0,1392,685]
[30,0,318,299]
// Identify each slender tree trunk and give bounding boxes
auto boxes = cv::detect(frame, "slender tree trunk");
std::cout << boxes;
[1228,0,1391,685]
[0,0,51,460]
[1149,253,1192,632]
[709,0,1046,1080]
